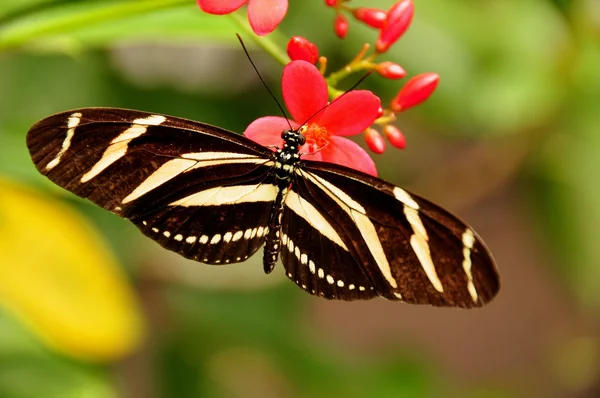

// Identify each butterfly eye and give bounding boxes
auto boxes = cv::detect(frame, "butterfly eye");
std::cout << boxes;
[297,134,306,146]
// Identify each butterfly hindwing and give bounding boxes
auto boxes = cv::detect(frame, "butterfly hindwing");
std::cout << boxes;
[295,161,499,307]
[280,183,378,300]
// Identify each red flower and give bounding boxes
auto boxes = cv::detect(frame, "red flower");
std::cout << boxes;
[244,61,381,176]
[197,0,288,36]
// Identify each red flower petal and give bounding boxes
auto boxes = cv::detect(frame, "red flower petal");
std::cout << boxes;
[197,0,247,14]
[247,0,288,35]
[244,116,298,149]
[315,136,378,176]
[316,90,381,136]
[282,61,328,124]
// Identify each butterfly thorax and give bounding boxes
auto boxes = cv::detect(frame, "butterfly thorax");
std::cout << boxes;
[273,129,304,182]
[263,129,306,273]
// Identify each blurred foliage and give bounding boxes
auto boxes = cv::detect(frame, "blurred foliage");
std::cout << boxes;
[0,0,599,397]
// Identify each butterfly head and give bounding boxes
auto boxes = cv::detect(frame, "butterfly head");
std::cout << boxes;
[281,128,306,149]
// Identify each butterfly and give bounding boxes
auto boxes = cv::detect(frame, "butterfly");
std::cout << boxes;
[26,107,499,307]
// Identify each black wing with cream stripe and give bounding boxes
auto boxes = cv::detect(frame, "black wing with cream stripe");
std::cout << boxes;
[280,187,378,300]
[294,161,499,307]
[27,108,276,264]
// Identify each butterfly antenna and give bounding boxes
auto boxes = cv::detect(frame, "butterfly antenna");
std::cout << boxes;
[299,71,374,128]
[236,34,293,131]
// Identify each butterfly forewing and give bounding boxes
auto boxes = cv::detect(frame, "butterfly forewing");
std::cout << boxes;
[297,161,499,308]
[27,108,276,264]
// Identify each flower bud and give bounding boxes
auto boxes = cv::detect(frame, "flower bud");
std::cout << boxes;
[353,7,387,29]
[383,125,406,149]
[365,128,386,154]
[376,0,414,53]
[334,14,349,39]
[287,36,319,64]
[375,61,406,79]
[390,73,439,112]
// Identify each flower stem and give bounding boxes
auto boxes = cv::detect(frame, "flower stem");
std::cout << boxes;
[228,12,289,66]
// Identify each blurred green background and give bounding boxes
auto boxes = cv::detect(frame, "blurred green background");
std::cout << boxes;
[1,0,599,397]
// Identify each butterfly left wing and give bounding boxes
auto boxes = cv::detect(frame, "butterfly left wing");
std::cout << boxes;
[282,161,499,308]
[26,107,278,264]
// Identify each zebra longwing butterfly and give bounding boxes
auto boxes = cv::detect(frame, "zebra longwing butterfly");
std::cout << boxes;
[26,108,499,307]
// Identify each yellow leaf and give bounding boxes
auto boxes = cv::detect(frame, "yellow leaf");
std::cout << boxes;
[0,178,144,362]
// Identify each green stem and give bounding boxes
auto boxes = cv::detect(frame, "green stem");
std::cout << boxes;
[0,0,190,52]
[327,54,377,86]
[228,12,288,66]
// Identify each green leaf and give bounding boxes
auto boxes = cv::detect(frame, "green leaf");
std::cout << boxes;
[0,0,211,52]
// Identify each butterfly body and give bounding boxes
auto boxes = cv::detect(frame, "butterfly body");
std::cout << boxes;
[27,108,500,307]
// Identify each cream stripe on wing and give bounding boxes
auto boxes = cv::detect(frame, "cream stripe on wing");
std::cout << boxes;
[284,190,348,250]
[301,170,398,289]
[80,115,166,183]
[121,154,268,204]
[122,158,197,204]
[169,184,277,207]
[461,228,478,302]
[182,152,261,161]
[403,206,444,292]
[393,187,419,209]
[46,112,82,170]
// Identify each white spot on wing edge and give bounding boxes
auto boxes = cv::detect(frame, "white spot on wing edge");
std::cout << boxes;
[46,112,82,170]
[133,114,166,126]
[462,228,478,302]
[232,230,244,242]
